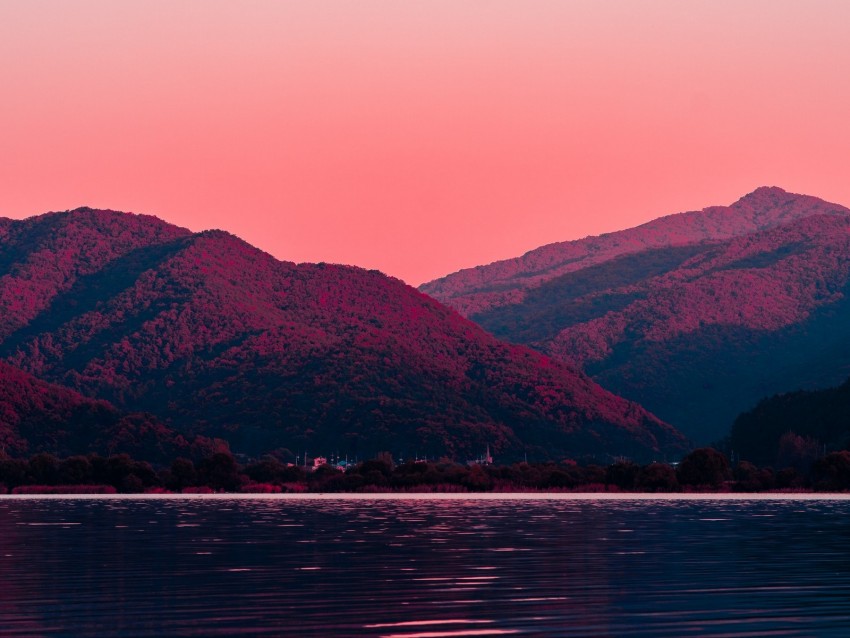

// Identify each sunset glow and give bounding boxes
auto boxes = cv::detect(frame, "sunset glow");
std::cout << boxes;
[1,1,849,285]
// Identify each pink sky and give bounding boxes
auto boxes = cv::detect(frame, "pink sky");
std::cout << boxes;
[1,1,849,285]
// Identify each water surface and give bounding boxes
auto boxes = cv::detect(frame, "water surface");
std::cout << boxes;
[1,495,849,637]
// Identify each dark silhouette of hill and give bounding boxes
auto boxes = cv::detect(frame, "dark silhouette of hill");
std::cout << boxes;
[0,359,182,460]
[420,189,850,444]
[729,377,850,466]
[0,208,685,462]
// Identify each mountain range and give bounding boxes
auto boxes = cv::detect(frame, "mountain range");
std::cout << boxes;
[7,185,848,464]
[0,208,684,462]
[422,187,850,444]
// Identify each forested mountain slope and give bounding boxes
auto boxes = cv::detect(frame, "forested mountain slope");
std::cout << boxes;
[0,208,686,461]
[422,190,850,443]
[422,187,848,316]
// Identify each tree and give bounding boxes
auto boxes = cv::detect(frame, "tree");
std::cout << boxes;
[168,458,197,491]
[775,466,804,489]
[121,473,144,493]
[374,452,396,471]
[733,461,774,492]
[811,451,850,491]
[358,459,393,479]
[104,454,137,488]
[198,452,242,491]
[462,465,493,491]
[0,458,28,488]
[308,464,344,491]
[776,432,821,474]
[677,448,731,489]
[59,456,93,484]
[606,461,639,490]
[28,453,60,485]
[245,456,286,484]
[636,463,678,492]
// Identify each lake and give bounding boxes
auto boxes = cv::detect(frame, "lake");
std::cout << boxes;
[2,494,850,637]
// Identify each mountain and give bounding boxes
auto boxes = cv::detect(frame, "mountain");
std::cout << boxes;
[0,208,685,462]
[729,377,850,466]
[0,359,183,460]
[422,187,847,316]
[421,189,850,443]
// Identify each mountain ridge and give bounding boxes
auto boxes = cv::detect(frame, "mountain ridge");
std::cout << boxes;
[0,208,686,462]
[422,189,850,443]
[421,187,850,316]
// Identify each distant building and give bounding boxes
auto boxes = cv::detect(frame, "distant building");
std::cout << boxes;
[312,456,327,470]
[467,444,494,466]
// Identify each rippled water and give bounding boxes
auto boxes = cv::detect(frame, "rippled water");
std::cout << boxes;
[2,495,850,637]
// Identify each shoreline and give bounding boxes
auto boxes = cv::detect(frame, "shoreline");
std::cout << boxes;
[3,491,850,501]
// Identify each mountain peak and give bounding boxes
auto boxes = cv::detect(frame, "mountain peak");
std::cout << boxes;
[48,206,190,233]
[745,185,788,196]
[421,188,850,315]
[732,186,794,207]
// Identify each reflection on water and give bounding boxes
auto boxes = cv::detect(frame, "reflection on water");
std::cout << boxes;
[1,497,850,636]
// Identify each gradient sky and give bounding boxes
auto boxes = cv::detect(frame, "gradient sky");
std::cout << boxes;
[1,1,849,285]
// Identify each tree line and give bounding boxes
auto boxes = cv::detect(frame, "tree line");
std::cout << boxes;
[5,446,850,493]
